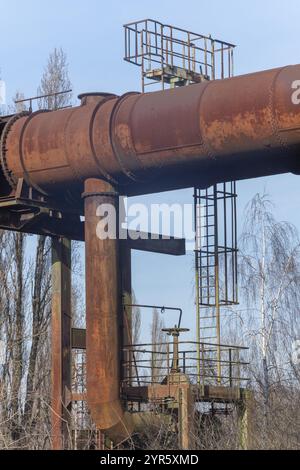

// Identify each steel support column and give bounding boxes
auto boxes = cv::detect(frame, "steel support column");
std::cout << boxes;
[120,240,133,385]
[51,237,72,450]
[84,178,123,431]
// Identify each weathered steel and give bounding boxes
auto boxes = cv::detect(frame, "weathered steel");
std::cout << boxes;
[120,240,133,385]
[51,237,72,450]
[2,65,300,199]
[71,328,86,350]
[84,178,123,430]
[178,386,194,450]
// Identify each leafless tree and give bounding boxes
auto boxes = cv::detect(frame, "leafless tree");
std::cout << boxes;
[150,309,167,384]
[0,48,73,449]
[131,293,141,346]
[239,193,300,411]
[37,48,72,110]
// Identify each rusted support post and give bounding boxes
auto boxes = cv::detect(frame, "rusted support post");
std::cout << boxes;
[178,386,194,450]
[120,240,132,386]
[51,237,72,450]
[84,178,123,430]
[237,390,253,450]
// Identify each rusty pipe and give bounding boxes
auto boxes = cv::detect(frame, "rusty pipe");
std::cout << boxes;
[2,65,300,198]
[84,178,123,430]
[84,178,134,439]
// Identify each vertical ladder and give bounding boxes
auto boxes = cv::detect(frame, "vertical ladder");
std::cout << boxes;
[194,183,238,385]
[195,185,221,384]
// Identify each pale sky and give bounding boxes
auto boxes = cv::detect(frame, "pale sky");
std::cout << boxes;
[1,0,300,340]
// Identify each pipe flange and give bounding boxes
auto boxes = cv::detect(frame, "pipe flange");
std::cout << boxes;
[89,94,119,185]
[109,92,141,182]
[0,111,30,188]
[82,190,119,199]
[18,109,51,196]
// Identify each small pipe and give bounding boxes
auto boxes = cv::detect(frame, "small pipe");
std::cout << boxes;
[123,303,182,327]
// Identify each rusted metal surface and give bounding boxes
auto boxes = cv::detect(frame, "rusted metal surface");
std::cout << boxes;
[120,241,133,386]
[2,65,300,199]
[84,178,123,430]
[51,237,72,450]
[178,386,194,449]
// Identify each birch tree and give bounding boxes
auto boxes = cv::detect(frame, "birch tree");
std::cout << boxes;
[239,193,300,414]
[37,48,72,110]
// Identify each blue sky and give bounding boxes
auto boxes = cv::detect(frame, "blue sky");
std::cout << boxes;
[1,0,300,339]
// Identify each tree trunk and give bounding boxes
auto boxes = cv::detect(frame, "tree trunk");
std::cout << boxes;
[24,236,47,429]
[10,233,25,442]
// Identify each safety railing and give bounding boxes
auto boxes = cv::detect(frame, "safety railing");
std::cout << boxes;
[122,340,249,388]
[124,19,236,91]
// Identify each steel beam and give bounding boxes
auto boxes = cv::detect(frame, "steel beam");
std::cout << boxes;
[127,232,186,256]
[0,204,186,254]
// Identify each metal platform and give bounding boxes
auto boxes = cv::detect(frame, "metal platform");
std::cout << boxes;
[124,19,236,91]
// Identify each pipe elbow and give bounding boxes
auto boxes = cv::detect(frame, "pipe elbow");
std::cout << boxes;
[87,399,125,431]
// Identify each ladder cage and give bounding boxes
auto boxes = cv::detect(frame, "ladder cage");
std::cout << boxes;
[194,181,238,379]
[194,182,238,310]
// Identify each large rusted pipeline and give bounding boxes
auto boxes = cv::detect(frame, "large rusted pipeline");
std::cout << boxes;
[2,64,300,198]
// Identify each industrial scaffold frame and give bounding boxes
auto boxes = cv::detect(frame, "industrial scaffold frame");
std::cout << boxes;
[1,16,300,449]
